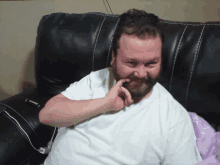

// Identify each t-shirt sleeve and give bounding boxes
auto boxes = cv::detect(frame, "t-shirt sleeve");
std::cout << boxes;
[162,118,203,165]
[61,73,93,101]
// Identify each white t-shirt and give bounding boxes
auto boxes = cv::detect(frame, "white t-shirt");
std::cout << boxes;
[44,67,202,165]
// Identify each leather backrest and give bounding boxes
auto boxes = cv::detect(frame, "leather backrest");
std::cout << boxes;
[35,12,119,96]
[159,20,220,128]
[35,12,220,128]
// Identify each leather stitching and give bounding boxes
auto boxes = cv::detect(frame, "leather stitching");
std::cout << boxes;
[160,20,220,26]
[86,12,106,16]
[0,103,38,140]
[92,15,106,71]
[185,25,206,106]
[169,25,188,91]
[106,17,121,68]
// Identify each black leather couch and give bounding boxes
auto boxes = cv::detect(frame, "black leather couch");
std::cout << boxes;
[1,12,220,165]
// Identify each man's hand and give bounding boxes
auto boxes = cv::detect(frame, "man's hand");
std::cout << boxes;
[103,78,134,113]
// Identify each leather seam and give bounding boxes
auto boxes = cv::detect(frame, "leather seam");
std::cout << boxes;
[169,25,188,91]
[86,12,106,16]
[106,17,121,68]
[86,12,118,18]
[185,25,206,107]
[0,103,38,140]
[92,15,107,71]
[5,112,32,144]
[160,21,220,26]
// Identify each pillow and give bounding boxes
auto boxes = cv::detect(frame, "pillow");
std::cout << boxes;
[189,112,217,160]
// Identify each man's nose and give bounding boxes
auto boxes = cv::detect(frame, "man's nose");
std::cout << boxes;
[133,67,147,78]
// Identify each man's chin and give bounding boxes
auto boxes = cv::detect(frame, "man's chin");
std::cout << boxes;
[130,92,145,98]
[130,88,152,103]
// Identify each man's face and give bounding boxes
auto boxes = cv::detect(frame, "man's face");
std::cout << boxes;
[111,34,162,102]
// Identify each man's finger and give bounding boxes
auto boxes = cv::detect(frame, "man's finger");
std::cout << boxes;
[121,86,133,105]
[117,78,131,87]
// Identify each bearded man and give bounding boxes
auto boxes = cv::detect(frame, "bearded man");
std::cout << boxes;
[39,9,202,165]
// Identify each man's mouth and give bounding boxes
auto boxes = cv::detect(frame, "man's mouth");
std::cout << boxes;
[128,81,145,88]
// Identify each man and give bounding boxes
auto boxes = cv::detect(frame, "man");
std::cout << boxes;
[39,9,202,165]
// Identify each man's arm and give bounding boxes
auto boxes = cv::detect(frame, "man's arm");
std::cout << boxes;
[39,94,109,127]
[39,78,133,128]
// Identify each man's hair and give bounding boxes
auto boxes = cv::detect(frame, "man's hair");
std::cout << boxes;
[111,9,163,57]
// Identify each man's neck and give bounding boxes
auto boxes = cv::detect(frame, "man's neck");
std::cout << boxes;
[132,89,153,104]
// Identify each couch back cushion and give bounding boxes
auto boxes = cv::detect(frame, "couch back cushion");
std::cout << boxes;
[159,20,220,127]
[35,12,119,95]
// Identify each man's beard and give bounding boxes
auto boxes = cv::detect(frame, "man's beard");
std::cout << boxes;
[124,75,158,99]
[111,62,161,102]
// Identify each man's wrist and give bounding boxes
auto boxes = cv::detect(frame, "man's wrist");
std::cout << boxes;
[101,97,113,114]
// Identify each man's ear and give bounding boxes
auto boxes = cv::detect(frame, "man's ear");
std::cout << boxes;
[110,52,116,66]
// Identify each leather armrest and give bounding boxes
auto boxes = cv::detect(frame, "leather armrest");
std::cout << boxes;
[0,88,57,165]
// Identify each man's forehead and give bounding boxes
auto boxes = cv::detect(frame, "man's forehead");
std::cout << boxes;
[119,34,162,48]
[115,34,162,61]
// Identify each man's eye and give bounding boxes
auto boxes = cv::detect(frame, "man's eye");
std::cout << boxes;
[128,62,137,66]
[127,61,156,67]
[144,62,156,67]
[148,62,156,65]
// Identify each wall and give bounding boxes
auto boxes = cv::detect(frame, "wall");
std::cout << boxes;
[0,0,219,100]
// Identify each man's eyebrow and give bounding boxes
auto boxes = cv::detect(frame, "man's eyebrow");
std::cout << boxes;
[126,58,158,62]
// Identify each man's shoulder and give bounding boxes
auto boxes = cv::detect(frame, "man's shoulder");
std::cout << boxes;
[89,67,111,86]
[155,83,191,125]
[154,83,187,113]
[154,83,175,101]
[91,67,111,77]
